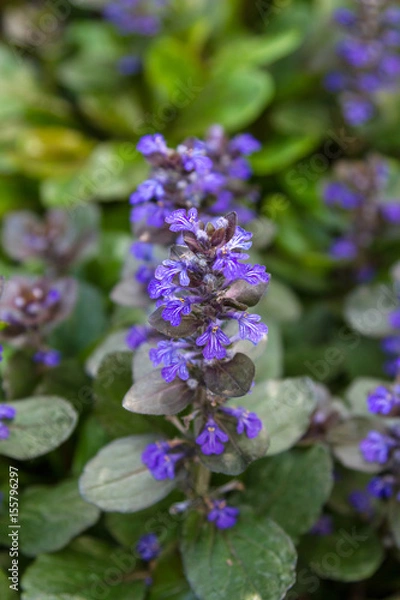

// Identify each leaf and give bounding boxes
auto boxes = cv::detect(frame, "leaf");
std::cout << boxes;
[251,135,320,175]
[21,536,146,600]
[0,568,14,600]
[148,307,201,338]
[49,281,107,356]
[204,353,255,397]
[123,370,196,416]
[213,29,303,72]
[145,37,204,100]
[244,445,333,539]
[328,417,383,473]
[148,546,197,600]
[388,498,400,549]
[299,522,384,582]
[0,396,78,460]
[195,414,269,476]
[181,511,297,600]
[257,278,302,323]
[242,377,318,455]
[2,350,40,400]
[177,69,274,135]
[79,435,175,512]
[19,479,100,557]
[86,331,129,377]
[344,284,396,338]
[94,352,151,437]
[223,280,269,307]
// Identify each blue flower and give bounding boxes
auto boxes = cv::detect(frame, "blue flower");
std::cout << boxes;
[367,476,394,499]
[165,208,199,233]
[222,406,262,438]
[240,264,270,285]
[367,385,396,415]
[323,182,363,209]
[196,325,231,360]
[126,325,149,350]
[142,441,184,480]
[309,515,333,536]
[348,490,374,515]
[229,134,261,156]
[330,237,358,260]
[178,141,213,174]
[196,418,229,455]
[235,312,268,345]
[162,298,192,327]
[137,134,168,156]
[0,404,16,440]
[207,500,239,529]
[334,8,356,27]
[360,431,394,464]
[130,179,164,204]
[136,533,161,561]
[342,96,375,126]
[118,55,141,76]
[33,349,61,368]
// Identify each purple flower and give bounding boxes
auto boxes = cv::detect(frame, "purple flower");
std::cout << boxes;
[0,423,11,440]
[367,476,394,499]
[165,208,199,233]
[389,308,400,330]
[367,386,396,415]
[118,55,141,75]
[323,181,363,209]
[207,500,239,529]
[126,325,149,350]
[222,406,262,438]
[324,71,347,92]
[334,8,356,27]
[162,298,192,327]
[130,179,164,204]
[104,0,166,36]
[142,441,184,480]
[309,515,333,536]
[330,238,357,260]
[137,134,168,156]
[136,533,161,561]
[342,96,375,126]
[360,430,394,464]
[178,141,213,174]
[229,134,261,155]
[33,349,61,368]
[240,264,270,286]
[380,202,400,224]
[348,490,374,515]
[0,405,16,420]
[196,418,229,455]
[235,312,268,345]
[196,325,231,360]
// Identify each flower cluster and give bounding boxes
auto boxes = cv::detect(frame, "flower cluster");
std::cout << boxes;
[131,129,260,232]
[0,404,16,440]
[136,533,161,561]
[325,3,400,125]
[2,207,99,273]
[0,276,77,367]
[133,210,269,528]
[323,155,400,280]
[103,0,169,36]
[360,427,400,501]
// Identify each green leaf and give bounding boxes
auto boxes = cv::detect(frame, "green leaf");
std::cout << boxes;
[257,279,302,323]
[242,377,318,455]
[86,330,129,378]
[79,435,175,512]
[49,281,107,356]
[344,284,396,338]
[0,568,14,600]
[204,353,255,397]
[388,498,400,549]
[0,396,78,460]
[148,546,197,600]
[234,318,283,381]
[19,479,100,557]
[149,307,201,338]
[251,135,320,175]
[21,537,146,600]
[177,69,274,135]
[181,511,296,600]
[213,29,303,72]
[299,522,384,582]
[94,352,152,437]
[123,370,196,416]
[2,350,39,400]
[146,37,204,100]
[244,445,333,539]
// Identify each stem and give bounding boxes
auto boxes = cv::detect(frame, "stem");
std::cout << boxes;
[195,463,211,496]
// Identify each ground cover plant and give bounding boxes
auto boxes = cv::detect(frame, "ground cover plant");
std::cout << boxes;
[0,1,400,599]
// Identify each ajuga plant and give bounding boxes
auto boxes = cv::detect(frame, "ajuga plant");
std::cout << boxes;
[323,154,400,281]
[325,1,400,125]
[124,209,270,513]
